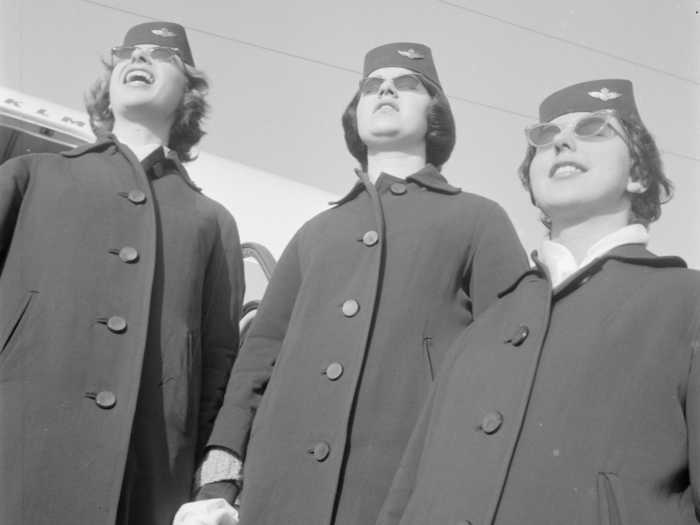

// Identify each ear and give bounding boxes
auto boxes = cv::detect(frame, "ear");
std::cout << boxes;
[626,177,648,194]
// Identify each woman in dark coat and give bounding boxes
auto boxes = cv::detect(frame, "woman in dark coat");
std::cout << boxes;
[376,79,700,525]
[0,22,244,525]
[193,43,527,525]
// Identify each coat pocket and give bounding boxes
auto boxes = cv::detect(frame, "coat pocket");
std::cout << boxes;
[1,291,38,357]
[171,329,199,436]
[184,330,201,436]
[597,472,628,525]
[422,337,435,383]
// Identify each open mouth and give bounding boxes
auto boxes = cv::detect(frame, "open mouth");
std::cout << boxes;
[375,101,399,112]
[124,70,154,85]
[550,161,586,178]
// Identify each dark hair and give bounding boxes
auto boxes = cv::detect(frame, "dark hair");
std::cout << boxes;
[517,114,673,229]
[85,59,210,163]
[341,76,456,171]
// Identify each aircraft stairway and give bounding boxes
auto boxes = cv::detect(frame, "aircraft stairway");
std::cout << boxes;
[240,242,277,346]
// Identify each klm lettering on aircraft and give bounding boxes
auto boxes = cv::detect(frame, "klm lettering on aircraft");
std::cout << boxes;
[3,97,87,128]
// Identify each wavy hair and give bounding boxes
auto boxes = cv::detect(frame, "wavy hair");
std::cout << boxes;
[341,76,456,172]
[517,113,673,229]
[85,59,210,163]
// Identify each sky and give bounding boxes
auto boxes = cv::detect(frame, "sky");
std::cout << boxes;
[1,0,699,268]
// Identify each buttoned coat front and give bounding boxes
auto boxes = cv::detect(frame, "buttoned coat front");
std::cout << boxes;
[377,245,700,525]
[207,166,528,525]
[0,137,244,525]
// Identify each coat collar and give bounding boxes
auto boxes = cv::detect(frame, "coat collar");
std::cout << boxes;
[406,164,461,194]
[328,173,365,207]
[498,243,687,298]
[61,135,202,192]
[61,135,114,157]
[329,164,460,207]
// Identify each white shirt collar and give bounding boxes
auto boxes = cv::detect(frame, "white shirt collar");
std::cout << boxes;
[539,224,650,289]
[119,141,170,162]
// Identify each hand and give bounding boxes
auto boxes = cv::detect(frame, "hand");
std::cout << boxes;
[173,499,239,525]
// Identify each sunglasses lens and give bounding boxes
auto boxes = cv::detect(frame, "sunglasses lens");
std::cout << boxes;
[392,74,422,90]
[574,114,610,138]
[526,111,619,147]
[359,74,423,95]
[527,124,561,147]
[112,47,135,61]
[360,77,383,95]
[112,46,178,63]
[150,47,177,61]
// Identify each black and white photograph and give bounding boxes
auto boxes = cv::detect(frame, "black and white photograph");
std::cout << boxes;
[1,1,698,524]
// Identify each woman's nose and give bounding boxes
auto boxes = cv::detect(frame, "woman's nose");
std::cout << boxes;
[378,79,398,97]
[552,126,577,152]
[129,47,151,63]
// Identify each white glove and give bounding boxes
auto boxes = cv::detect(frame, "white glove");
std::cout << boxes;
[173,498,239,525]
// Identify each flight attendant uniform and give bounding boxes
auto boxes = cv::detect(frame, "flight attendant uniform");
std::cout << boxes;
[208,164,526,525]
[0,22,244,525]
[376,244,700,525]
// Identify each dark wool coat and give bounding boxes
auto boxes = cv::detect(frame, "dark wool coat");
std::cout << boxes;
[377,245,700,525]
[207,166,528,525]
[0,137,244,525]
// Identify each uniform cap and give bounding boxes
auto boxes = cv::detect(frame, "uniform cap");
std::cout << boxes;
[123,21,194,67]
[539,79,641,123]
[363,43,441,89]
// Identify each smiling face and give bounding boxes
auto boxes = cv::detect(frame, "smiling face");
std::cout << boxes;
[109,44,187,128]
[529,111,647,227]
[356,67,431,152]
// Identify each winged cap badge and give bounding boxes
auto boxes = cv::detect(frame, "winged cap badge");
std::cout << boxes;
[152,28,178,38]
[588,87,622,102]
[398,49,424,60]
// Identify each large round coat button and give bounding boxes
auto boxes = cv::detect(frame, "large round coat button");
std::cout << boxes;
[510,325,529,347]
[95,391,116,409]
[107,316,127,333]
[119,247,138,262]
[390,183,407,195]
[326,363,343,380]
[341,300,359,317]
[313,442,330,461]
[363,231,379,246]
[128,190,146,204]
[481,411,503,434]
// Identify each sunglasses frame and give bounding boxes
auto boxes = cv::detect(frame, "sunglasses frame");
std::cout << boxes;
[524,109,626,148]
[358,73,426,95]
[111,45,182,65]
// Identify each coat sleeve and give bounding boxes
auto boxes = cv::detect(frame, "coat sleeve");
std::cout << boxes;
[196,209,246,461]
[0,156,31,267]
[683,300,700,512]
[464,203,528,319]
[205,229,303,460]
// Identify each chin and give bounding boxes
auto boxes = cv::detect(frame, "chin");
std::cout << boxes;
[360,130,401,145]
